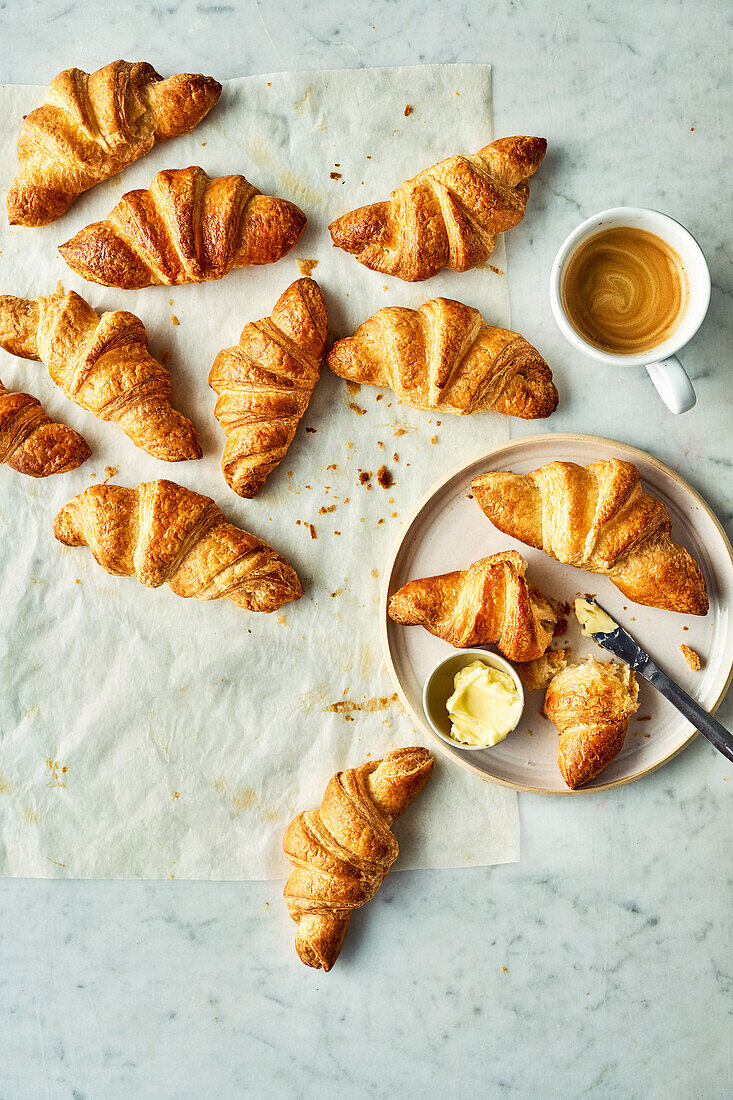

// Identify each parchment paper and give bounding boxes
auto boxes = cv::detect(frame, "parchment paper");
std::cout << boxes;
[0,64,519,879]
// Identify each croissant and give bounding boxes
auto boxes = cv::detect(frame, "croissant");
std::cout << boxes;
[58,166,307,289]
[326,297,557,418]
[282,747,434,971]
[544,657,639,789]
[54,479,302,613]
[329,136,546,281]
[515,649,567,692]
[472,460,708,616]
[0,286,201,461]
[6,60,221,227]
[209,279,328,497]
[0,378,90,477]
[387,551,556,662]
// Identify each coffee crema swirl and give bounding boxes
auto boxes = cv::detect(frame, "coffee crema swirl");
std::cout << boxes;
[562,226,689,354]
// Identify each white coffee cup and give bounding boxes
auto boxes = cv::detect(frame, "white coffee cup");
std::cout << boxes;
[549,207,711,414]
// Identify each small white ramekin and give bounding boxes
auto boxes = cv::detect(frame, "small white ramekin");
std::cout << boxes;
[421,648,525,752]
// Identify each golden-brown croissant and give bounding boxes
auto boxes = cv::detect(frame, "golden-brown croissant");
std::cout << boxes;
[329,136,546,281]
[58,166,307,289]
[544,657,639,789]
[0,378,90,477]
[54,479,303,613]
[7,60,221,227]
[0,286,201,461]
[326,297,557,419]
[282,746,434,971]
[387,551,556,661]
[209,278,328,497]
[472,460,708,615]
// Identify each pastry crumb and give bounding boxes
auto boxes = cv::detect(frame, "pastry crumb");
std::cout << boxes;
[307,523,317,539]
[345,380,361,396]
[277,614,287,625]
[296,258,318,277]
[430,435,437,444]
[394,428,406,437]
[305,426,317,433]
[171,314,180,326]
[371,568,379,578]
[319,504,336,514]
[377,465,393,489]
[404,104,413,116]
[326,463,337,470]
[331,588,342,597]
[358,471,371,485]
[348,402,366,415]
[103,465,118,483]
[376,394,383,401]
[330,171,342,179]
[680,644,701,670]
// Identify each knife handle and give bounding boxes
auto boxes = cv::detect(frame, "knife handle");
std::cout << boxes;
[646,664,733,763]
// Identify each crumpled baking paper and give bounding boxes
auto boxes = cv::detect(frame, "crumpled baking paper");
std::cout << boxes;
[0,63,520,879]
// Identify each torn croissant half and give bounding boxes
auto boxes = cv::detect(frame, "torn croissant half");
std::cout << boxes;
[472,459,708,615]
[58,166,306,289]
[283,747,434,971]
[0,285,201,461]
[54,479,303,614]
[7,60,221,227]
[326,296,557,419]
[209,278,328,497]
[387,551,556,662]
[0,378,90,477]
[329,135,546,281]
[544,656,639,789]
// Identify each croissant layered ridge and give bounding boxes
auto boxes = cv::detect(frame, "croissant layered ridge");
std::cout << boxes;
[283,747,434,971]
[7,60,221,227]
[0,286,201,461]
[209,278,328,497]
[0,379,90,477]
[326,296,557,419]
[329,136,547,281]
[388,550,556,661]
[472,460,708,615]
[58,167,306,288]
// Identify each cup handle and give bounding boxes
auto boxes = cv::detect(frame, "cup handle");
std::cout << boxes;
[645,355,696,414]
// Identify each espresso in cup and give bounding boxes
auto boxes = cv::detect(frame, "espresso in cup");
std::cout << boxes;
[561,226,689,355]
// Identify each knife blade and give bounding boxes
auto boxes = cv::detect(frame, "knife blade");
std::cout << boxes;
[582,598,733,764]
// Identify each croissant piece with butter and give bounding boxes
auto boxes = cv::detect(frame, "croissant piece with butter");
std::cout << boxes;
[54,479,303,613]
[7,60,221,227]
[283,747,434,971]
[472,460,708,615]
[58,166,306,288]
[326,296,557,419]
[329,136,546,281]
[209,278,328,497]
[544,657,639,789]
[0,379,90,477]
[0,286,200,461]
[387,551,556,662]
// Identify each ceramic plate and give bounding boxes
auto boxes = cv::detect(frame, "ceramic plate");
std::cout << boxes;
[380,433,733,794]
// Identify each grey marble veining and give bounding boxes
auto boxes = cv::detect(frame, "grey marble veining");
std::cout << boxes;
[0,1,732,1097]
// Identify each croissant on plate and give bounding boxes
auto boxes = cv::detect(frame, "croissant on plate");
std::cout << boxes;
[0,286,201,461]
[209,278,328,497]
[6,60,221,227]
[544,657,639,789]
[515,649,567,692]
[58,166,307,288]
[472,460,708,615]
[326,297,557,419]
[329,136,547,281]
[283,747,434,971]
[0,378,90,476]
[387,551,556,662]
[54,479,303,613]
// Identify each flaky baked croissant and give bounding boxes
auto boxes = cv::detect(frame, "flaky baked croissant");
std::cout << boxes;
[472,460,708,615]
[54,479,302,613]
[388,551,556,662]
[0,378,90,477]
[515,649,567,692]
[209,279,328,497]
[326,297,557,418]
[283,747,434,971]
[58,167,307,288]
[329,136,546,281]
[7,61,221,227]
[544,657,639,789]
[0,286,200,461]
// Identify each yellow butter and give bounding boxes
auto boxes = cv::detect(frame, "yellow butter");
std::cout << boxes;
[445,660,522,747]
[574,598,618,637]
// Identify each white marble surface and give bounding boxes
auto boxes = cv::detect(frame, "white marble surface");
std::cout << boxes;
[0,2,731,1097]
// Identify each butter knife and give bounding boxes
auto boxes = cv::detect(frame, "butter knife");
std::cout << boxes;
[583,598,733,763]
